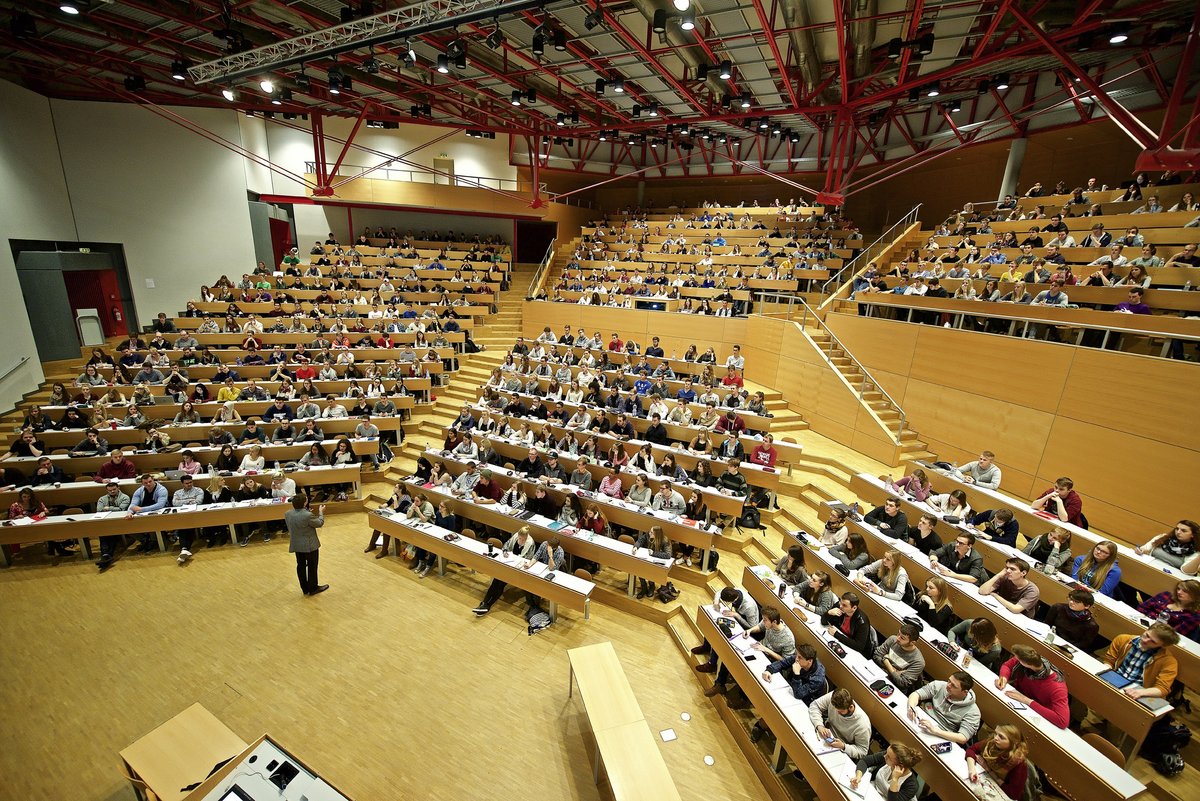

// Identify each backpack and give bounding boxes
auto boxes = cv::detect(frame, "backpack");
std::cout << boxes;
[738,506,763,530]
[706,549,720,571]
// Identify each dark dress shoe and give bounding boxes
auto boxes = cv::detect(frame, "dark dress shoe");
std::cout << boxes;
[690,643,712,655]
[310,584,330,595]
[695,663,717,673]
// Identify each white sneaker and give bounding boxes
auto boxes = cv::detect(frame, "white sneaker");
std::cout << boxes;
[673,557,684,566]
[686,557,693,567]
[178,549,192,563]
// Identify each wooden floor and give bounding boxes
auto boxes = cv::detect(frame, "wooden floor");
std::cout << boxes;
[0,506,771,801]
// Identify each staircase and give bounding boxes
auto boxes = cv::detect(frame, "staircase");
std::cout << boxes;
[803,319,935,463]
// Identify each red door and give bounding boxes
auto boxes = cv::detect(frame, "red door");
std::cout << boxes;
[269,217,293,266]
[66,268,127,337]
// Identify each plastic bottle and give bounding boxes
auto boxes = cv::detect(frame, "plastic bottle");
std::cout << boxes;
[1045,626,1057,645]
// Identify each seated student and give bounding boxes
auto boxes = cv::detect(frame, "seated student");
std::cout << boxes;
[1103,623,1180,700]
[914,576,958,633]
[851,743,923,801]
[807,688,873,760]
[907,671,981,745]
[691,585,761,664]
[787,570,838,619]
[775,544,809,587]
[71,428,109,456]
[929,531,988,584]
[966,725,1030,801]
[821,591,873,656]
[1031,476,1084,527]
[364,484,413,557]
[979,556,1040,617]
[1022,526,1073,573]
[830,532,872,571]
[471,526,539,615]
[904,513,943,555]
[874,622,926,693]
[750,642,827,744]
[863,497,908,537]
[703,606,796,698]
[953,450,1002,488]
[949,617,1004,671]
[968,508,1020,548]
[1134,520,1198,569]
[1138,580,1200,641]
[887,469,932,502]
[1070,539,1122,598]
[1043,588,1101,650]
[856,549,911,602]
[820,507,849,547]
[994,642,1070,728]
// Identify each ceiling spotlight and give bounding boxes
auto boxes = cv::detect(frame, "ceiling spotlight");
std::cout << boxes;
[260,78,275,93]
[328,67,343,94]
[598,130,608,141]
[718,60,732,80]
[758,117,769,129]
[486,24,504,50]
[680,11,695,31]
[926,82,940,97]
[887,38,903,60]
[696,64,708,81]
[511,90,522,106]
[171,60,189,81]
[995,73,1010,90]
[405,41,417,64]
[977,78,989,94]
[221,88,237,102]
[653,9,667,34]
[595,78,606,95]
[60,3,81,13]
[632,105,641,118]
[949,98,962,112]
[271,93,282,105]
[556,113,566,127]
[1108,24,1129,44]
[295,67,310,91]
[584,9,603,30]
[701,130,711,140]
[454,52,466,69]
[526,88,536,103]
[446,38,466,59]
[908,87,920,102]
[532,34,545,56]
[123,75,146,92]
[362,51,380,74]
[648,102,659,117]
[613,77,625,93]
[717,133,727,144]
[674,0,691,9]
[11,12,37,38]
[788,132,800,143]
[437,54,449,73]
[571,110,579,124]
[916,32,934,55]
[740,91,751,108]
[1076,31,1095,51]
[553,30,567,51]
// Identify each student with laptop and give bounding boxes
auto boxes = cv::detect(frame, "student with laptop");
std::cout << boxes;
[1102,623,1180,701]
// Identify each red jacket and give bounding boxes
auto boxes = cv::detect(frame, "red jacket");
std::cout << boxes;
[999,657,1069,728]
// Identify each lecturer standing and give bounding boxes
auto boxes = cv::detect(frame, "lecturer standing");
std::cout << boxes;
[286,494,327,595]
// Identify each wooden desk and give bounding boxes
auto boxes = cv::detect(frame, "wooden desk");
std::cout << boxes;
[738,568,987,801]
[694,607,881,801]
[567,642,645,730]
[593,723,682,801]
[841,515,1169,757]
[852,472,1200,690]
[789,532,1147,801]
[119,703,246,801]
[368,511,592,620]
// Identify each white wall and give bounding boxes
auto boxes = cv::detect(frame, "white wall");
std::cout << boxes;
[0,80,77,410]
[50,100,257,330]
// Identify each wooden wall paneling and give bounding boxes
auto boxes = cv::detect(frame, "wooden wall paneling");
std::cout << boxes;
[1035,417,1200,536]
[914,432,1040,501]
[909,325,1073,412]
[899,380,1056,478]
[823,314,915,403]
[1055,348,1200,453]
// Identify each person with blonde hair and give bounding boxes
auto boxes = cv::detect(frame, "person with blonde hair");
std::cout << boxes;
[1071,540,1122,597]
[857,549,910,601]
[914,576,956,632]
[966,724,1029,800]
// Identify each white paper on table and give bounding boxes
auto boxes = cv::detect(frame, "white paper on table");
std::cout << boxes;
[659,728,677,742]
[8,516,34,526]
[732,632,758,654]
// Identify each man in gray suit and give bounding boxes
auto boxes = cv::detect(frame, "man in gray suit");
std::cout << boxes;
[286,494,327,595]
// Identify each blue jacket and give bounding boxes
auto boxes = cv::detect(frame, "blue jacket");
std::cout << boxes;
[130,482,169,513]
[767,655,827,703]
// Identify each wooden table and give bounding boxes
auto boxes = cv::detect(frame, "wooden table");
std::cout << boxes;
[566,642,681,800]
[119,703,247,801]
[369,511,593,620]
[790,532,1147,801]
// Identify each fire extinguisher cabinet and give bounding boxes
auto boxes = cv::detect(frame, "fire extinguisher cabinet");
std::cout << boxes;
[76,308,105,347]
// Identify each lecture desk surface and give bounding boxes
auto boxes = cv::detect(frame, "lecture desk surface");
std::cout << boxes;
[120,703,247,801]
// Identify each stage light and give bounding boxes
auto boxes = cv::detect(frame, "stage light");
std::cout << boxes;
[718,60,732,80]
[680,11,695,31]
[437,54,449,73]
[171,60,189,81]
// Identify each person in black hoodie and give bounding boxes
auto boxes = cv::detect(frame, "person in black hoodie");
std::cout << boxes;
[821,591,874,656]
[643,413,670,445]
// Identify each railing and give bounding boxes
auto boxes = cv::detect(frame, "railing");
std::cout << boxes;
[303,161,546,195]
[754,292,907,437]
[527,238,556,299]
[819,203,922,303]
[0,357,30,382]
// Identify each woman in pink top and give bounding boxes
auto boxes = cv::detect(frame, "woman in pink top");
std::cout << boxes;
[598,465,625,499]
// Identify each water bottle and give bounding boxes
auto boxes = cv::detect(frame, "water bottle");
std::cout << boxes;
[1158,610,1171,624]
[1045,626,1056,645]
[274,461,281,470]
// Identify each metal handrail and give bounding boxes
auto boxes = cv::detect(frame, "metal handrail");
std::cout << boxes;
[819,203,922,300]
[527,238,556,298]
[302,161,546,194]
[0,356,30,382]
[753,291,907,437]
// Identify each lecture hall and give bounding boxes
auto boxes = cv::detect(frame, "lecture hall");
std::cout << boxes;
[1,1,1198,800]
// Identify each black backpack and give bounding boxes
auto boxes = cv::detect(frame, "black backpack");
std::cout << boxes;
[738,506,763,530]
